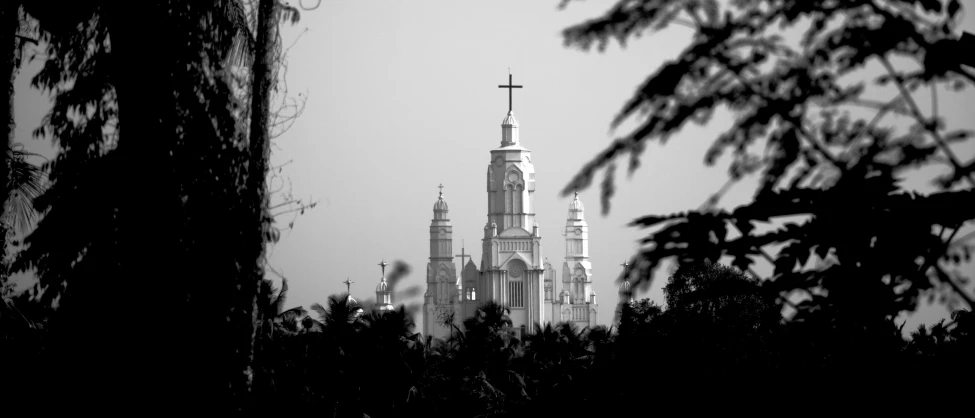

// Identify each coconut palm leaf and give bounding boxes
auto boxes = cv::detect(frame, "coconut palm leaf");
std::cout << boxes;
[3,145,44,236]
[223,0,256,67]
[310,302,327,321]
[277,305,306,323]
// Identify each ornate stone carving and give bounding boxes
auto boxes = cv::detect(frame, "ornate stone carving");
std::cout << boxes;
[507,259,526,278]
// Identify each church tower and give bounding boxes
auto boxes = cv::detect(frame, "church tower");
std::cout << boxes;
[421,72,605,338]
[553,192,597,328]
[424,186,458,340]
[376,260,393,312]
[480,73,544,337]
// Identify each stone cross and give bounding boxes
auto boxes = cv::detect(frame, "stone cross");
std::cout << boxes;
[342,277,354,294]
[497,72,523,112]
[456,240,471,268]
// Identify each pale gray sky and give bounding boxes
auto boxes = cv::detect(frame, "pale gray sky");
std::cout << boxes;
[12,0,975,331]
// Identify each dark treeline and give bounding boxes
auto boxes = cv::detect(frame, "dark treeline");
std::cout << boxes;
[6,260,975,416]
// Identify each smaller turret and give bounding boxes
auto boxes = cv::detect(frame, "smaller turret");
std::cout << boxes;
[376,260,393,312]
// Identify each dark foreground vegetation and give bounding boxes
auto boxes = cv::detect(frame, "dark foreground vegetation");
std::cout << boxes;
[5,260,974,416]
[4,0,975,415]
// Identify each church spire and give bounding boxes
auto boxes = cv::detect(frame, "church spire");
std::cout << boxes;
[429,185,453,259]
[433,183,449,219]
[568,190,585,221]
[498,72,523,146]
[376,259,392,312]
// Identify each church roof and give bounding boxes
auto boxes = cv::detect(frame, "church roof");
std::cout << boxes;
[376,276,389,292]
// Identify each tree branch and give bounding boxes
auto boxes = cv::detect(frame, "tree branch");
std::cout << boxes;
[920,225,975,310]
[934,264,974,309]
[878,55,975,188]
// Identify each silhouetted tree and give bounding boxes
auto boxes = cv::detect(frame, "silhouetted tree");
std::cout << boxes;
[559,0,975,375]
[8,1,289,413]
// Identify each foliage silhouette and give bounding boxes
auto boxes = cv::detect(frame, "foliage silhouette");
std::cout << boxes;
[0,1,304,413]
[557,0,975,371]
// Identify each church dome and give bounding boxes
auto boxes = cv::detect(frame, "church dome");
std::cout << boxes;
[433,193,448,212]
[376,277,389,292]
[568,191,585,220]
[501,110,518,126]
[619,280,631,294]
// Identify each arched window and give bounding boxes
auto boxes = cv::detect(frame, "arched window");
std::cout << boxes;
[515,184,524,227]
[505,185,513,214]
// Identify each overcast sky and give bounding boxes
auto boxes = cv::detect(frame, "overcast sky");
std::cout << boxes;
[12,0,975,331]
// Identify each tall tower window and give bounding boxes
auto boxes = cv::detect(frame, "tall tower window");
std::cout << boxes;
[508,281,524,308]
[514,185,522,212]
[507,260,526,308]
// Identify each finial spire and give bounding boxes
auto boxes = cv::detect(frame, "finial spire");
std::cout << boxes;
[498,72,523,112]
[438,183,444,198]
[620,260,629,269]
[378,259,388,279]
[343,277,354,294]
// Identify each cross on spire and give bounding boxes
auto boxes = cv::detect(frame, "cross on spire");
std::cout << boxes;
[438,183,444,198]
[620,260,629,269]
[378,259,388,279]
[342,277,354,294]
[498,71,523,112]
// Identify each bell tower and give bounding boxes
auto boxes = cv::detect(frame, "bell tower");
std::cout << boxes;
[481,72,544,336]
[424,185,458,340]
[556,192,597,328]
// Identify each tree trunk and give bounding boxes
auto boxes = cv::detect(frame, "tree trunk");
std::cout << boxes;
[1,3,17,213]
[241,0,278,408]
[99,0,187,412]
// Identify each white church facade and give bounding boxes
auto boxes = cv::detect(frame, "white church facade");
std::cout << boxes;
[421,74,598,340]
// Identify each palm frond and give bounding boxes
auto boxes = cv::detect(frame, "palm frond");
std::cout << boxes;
[277,305,306,323]
[224,0,256,67]
[3,146,45,235]
[310,302,327,321]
